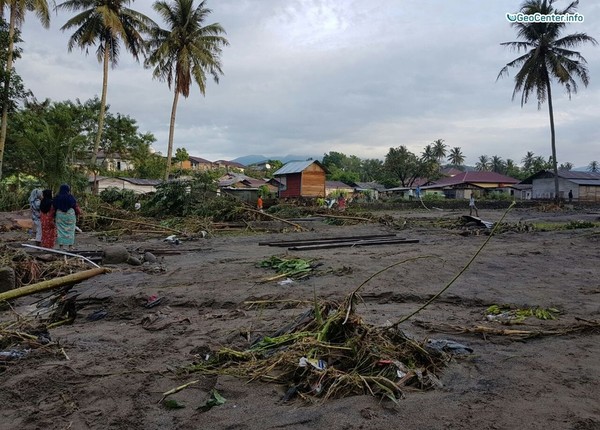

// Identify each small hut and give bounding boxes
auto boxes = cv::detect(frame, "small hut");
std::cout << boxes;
[273,160,327,198]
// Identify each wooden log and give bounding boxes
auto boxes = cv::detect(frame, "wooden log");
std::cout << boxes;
[243,207,308,231]
[259,234,398,247]
[314,214,372,221]
[288,238,419,251]
[0,267,110,302]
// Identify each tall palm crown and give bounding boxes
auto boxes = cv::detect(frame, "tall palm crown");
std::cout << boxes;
[497,0,597,202]
[57,0,156,165]
[448,147,465,167]
[0,0,51,179]
[145,0,228,180]
[431,139,447,164]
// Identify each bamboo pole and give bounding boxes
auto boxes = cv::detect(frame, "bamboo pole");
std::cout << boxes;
[0,267,109,302]
[314,214,372,221]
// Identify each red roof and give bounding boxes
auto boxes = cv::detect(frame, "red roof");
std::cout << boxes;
[431,171,519,187]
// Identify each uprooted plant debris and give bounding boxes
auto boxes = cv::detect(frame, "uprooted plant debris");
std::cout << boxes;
[258,256,320,282]
[182,299,453,403]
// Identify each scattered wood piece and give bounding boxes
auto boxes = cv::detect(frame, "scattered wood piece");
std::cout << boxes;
[314,214,372,222]
[288,238,419,251]
[89,214,186,235]
[259,234,398,247]
[0,267,110,302]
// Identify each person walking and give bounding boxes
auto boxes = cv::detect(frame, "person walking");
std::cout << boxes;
[28,188,43,244]
[40,189,56,249]
[257,196,264,212]
[54,184,81,250]
[469,194,479,217]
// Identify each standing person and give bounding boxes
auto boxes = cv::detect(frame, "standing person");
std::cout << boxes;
[337,195,346,212]
[54,184,82,250]
[28,188,43,244]
[469,194,479,217]
[257,195,263,212]
[568,190,573,203]
[40,189,56,249]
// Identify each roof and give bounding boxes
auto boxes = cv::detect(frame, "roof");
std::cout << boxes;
[215,160,246,168]
[273,160,327,175]
[218,173,253,187]
[352,181,387,192]
[325,181,353,189]
[521,169,600,184]
[88,176,161,186]
[189,156,212,164]
[568,179,600,186]
[431,171,519,187]
[440,167,464,177]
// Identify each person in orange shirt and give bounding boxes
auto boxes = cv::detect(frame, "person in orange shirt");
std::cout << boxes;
[257,196,264,212]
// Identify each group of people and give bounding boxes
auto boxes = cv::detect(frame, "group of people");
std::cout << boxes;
[29,184,82,250]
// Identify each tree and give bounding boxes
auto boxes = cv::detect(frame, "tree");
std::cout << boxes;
[0,0,50,179]
[588,160,599,173]
[521,151,536,173]
[360,158,384,182]
[174,147,189,164]
[490,155,505,173]
[431,139,447,164]
[475,155,490,172]
[447,147,465,168]
[558,161,573,171]
[145,0,228,181]
[497,0,598,203]
[57,0,155,166]
[384,146,423,187]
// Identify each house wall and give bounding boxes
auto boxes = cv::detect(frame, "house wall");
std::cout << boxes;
[579,186,600,201]
[93,178,156,194]
[300,164,326,197]
[279,173,302,198]
[532,178,573,199]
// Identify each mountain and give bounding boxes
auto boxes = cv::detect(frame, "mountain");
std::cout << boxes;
[232,154,322,166]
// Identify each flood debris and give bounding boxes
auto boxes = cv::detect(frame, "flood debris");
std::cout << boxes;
[258,256,319,282]
[486,305,560,324]
[185,299,450,403]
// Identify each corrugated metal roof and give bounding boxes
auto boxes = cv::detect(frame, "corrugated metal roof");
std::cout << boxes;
[273,160,321,175]
[119,177,162,186]
[431,171,519,187]
[568,179,600,186]
[189,156,212,164]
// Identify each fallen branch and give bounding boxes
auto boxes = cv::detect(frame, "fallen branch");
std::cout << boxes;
[243,207,308,231]
[89,214,185,235]
[0,267,110,302]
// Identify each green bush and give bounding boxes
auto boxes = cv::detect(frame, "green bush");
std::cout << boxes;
[99,187,138,210]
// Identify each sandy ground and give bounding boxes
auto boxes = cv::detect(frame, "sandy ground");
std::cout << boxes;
[1,206,600,430]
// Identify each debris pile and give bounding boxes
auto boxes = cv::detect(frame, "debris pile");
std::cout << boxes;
[186,300,452,402]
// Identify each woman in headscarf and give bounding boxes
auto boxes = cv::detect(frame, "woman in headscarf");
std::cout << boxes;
[40,189,56,248]
[54,184,82,250]
[29,188,43,244]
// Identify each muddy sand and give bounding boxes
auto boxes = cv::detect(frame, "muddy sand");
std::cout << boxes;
[1,207,599,430]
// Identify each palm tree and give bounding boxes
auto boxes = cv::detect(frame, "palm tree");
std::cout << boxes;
[475,155,490,172]
[497,0,598,203]
[145,0,228,181]
[57,0,155,166]
[0,0,50,179]
[420,144,435,163]
[558,162,573,171]
[447,147,465,168]
[490,155,505,173]
[588,160,599,173]
[521,151,535,173]
[431,139,447,164]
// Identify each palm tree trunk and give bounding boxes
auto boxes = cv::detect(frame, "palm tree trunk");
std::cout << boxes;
[164,89,179,181]
[0,3,17,180]
[91,46,110,167]
[546,80,560,205]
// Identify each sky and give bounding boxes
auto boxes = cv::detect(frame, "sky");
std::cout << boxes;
[16,0,600,168]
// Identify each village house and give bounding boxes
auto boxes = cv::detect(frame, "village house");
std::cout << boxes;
[520,170,600,201]
[273,160,327,198]
[422,171,519,199]
[89,176,161,194]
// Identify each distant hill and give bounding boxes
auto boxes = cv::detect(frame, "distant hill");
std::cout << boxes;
[232,154,322,166]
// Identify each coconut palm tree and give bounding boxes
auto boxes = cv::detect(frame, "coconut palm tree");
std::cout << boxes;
[558,162,573,171]
[490,155,505,173]
[420,144,435,163]
[521,151,535,173]
[497,0,598,203]
[145,0,228,181]
[588,160,599,173]
[475,155,490,172]
[447,147,465,168]
[431,139,447,164]
[57,0,155,166]
[0,0,50,179]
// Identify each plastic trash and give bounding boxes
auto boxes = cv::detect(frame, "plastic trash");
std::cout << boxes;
[0,349,30,360]
[277,278,295,286]
[145,295,163,308]
[299,357,327,370]
[425,339,473,355]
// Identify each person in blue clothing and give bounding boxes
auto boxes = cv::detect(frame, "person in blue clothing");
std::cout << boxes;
[469,194,479,217]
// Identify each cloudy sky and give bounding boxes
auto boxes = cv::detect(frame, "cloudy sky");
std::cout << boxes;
[17,0,600,167]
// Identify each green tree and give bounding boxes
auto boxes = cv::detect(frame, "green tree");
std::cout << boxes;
[360,158,384,182]
[145,0,228,181]
[475,155,490,171]
[57,0,155,166]
[558,161,573,171]
[431,138,447,164]
[0,0,50,179]
[588,160,599,173]
[384,146,424,187]
[504,159,522,179]
[521,151,535,173]
[497,0,598,203]
[447,147,465,168]
[174,147,189,163]
[490,155,505,173]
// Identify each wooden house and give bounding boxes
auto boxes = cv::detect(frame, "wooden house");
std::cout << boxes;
[273,160,327,198]
[521,170,600,201]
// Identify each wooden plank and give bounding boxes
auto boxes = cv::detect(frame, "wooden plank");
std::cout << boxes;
[259,233,398,246]
[288,238,419,251]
